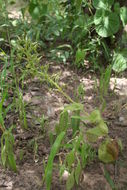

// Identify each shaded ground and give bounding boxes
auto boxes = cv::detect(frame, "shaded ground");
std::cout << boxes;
[0,60,127,190]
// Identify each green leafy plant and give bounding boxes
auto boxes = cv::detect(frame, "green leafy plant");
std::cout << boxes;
[0,49,14,132]
[0,49,17,172]
[63,134,95,190]
[43,102,122,189]
[13,0,127,73]
[0,2,125,189]
[94,9,120,37]
[38,114,47,133]
[14,37,41,78]
[1,126,17,172]
[93,0,127,37]
[75,48,86,67]
[76,83,85,102]
[92,0,127,72]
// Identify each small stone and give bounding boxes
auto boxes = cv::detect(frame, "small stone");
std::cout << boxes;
[61,170,70,181]
[119,116,124,122]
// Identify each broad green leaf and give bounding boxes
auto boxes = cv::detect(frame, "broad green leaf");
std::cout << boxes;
[86,125,108,142]
[75,160,81,184]
[28,3,40,19]
[75,14,93,29]
[44,132,65,190]
[112,49,127,73]
[66,150,75,169]
[120,7,127,27]
[94,9,120,37]
[93,0,114,10]
[66,170,75,190]
[89,110,102,123]
[97,121,108,134]
[98,139,117,163]
[114,2,120,14]
[64,103,83,112]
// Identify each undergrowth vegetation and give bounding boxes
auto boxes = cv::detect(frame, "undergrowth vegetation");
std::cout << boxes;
[0,0,127,189]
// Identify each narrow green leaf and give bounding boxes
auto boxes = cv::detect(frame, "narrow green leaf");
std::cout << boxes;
[75,160,81,184]
[71,110,80,135]
[104,167,116,190]
[75,134,82,151]
[66,170,75,190]
[81,143,87,168]
[1,146,6,167]
[8,153,17,172]
[66,150,75,169]
[44,132,65,190]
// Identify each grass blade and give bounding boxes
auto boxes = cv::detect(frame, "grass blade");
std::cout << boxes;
[104,166,116,190]
[44,131,65,190]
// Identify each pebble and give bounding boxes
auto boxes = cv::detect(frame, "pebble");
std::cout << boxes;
[119,116,125,122]
[61,170,70,181]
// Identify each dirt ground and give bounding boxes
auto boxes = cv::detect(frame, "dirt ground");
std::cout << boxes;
[0,60,127,190]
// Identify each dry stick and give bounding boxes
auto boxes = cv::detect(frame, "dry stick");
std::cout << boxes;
[37,71,74,103]
[0,124,5,133]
